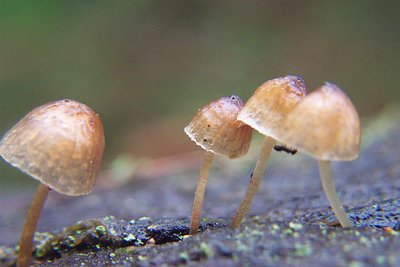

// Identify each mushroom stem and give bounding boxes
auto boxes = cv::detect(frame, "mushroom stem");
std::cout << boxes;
[318,160,352,228]
[17,183,50,267]
[189,151,214,235]
[231,136,275,228]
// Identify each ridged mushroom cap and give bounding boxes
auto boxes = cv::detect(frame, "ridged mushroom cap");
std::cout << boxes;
[0,99,105,196]
[184,95,253,159]
[237,75,307,140]
[279,83,361,161]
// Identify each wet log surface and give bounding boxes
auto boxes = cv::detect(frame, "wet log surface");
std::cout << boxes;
[1,106,399,266]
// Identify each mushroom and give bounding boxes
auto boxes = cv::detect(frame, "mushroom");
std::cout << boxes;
[0,99,105,267]
[184,95,252,234]
[231,75,307,228]
[278,82,360,227]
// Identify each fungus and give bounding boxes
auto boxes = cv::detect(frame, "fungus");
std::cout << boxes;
[0,99,105,267]
[231,75,307,228]
[184,95,252,234]
[279,83,360,227]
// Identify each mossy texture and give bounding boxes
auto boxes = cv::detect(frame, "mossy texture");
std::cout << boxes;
[0,107,399,266]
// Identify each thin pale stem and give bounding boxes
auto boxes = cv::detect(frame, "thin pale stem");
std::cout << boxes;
[17,183,50,267]
[189,151,214,235]
[318,160,352,228]
[231,136,275,228]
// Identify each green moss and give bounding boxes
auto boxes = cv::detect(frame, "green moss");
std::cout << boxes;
[271,224,280,230]
[376,255,386,265]
[249,229,263,237]
[202,218,210,223]
[138,255,147,261]
[343,244,354,253]
[64,236,77,247]
[109,228,118,236]
[359,236,371,246]
[199,242,214,258]
[135,239,145,246]
[123,233,136,242]
[349,261,363,267]
[179,252,190,262]
[95,225,107,236]
[282,228,294,236]
[294,242,312,257]
[289,222,303,231]
[235,240,250,253]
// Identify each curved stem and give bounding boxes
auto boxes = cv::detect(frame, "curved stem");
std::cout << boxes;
[17,183,50,267]
[231,136,275,228]
[189,151,214,235]
[318,160,352,228]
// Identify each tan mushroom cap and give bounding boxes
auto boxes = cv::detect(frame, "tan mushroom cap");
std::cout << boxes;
[184,95,253,159]
[279,83,361,161]
[0,99,105,196]
[237,75,307,140]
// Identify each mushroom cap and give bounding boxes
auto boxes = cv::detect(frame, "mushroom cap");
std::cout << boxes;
[237,75,307,140]
[184,95,253,159]
[279,83,361,161]
[0,99,105,196]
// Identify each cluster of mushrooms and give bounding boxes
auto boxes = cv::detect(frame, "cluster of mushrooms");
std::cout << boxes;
[0,75,360,267]
[184,75,360,234]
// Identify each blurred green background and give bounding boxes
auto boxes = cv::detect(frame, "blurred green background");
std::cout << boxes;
[1,1,399,189]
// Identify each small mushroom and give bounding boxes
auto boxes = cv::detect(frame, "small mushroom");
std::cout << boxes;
[279,83,360,227]
[184,95,252,234]
[231,75,307,228]
[0,99,105,267]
